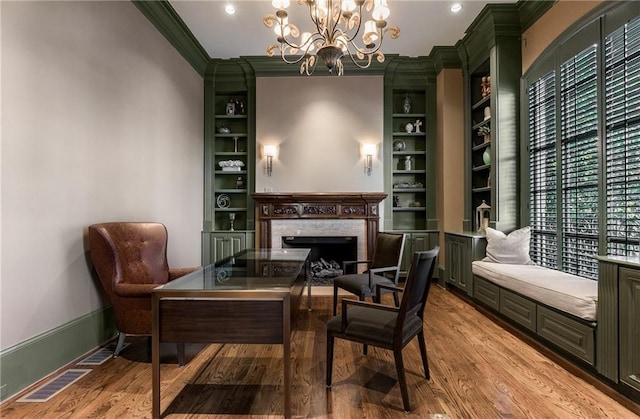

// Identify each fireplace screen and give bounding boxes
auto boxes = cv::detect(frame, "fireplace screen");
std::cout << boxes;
[282,236,357,285]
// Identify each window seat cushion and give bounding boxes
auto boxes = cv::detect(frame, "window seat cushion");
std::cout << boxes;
[472,261,598,321]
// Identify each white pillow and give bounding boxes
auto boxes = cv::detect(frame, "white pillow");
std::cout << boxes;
[483,226,535,265]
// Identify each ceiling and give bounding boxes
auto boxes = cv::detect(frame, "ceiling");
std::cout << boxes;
[169,0,517,60]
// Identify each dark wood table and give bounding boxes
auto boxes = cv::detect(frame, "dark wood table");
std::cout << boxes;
[151,248,311,419]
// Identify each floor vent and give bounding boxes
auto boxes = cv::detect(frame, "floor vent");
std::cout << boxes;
[77,342,128,366]
[17,369,91,403]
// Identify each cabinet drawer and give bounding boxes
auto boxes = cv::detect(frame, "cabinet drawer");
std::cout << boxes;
[537,306,595,365]
[500,289,536,332]
[474,276,499,311]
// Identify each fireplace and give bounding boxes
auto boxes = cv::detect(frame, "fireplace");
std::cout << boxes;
[251,193,387,267]
[282,236,357,284]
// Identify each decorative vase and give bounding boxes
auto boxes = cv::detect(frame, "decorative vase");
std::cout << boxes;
[483,147,491,165]
[402,95,411,114]
[404,156,413,171]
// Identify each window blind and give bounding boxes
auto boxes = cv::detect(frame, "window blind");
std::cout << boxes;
[528,72,558,268]
[605,15,640,257]
[560,45,599,279]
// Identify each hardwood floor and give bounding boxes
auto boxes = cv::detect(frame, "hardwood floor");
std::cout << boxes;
[2,285,639,418]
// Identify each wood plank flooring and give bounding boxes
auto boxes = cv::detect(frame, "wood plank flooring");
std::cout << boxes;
[2,285,639,418]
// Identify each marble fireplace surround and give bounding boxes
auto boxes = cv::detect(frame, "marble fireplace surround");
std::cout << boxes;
[251,193,387,265]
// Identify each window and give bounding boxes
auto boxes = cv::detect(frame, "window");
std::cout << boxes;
[605,16,640,257]
[526,4,640,280]
[528,72,558,269]
[528,47,599,280]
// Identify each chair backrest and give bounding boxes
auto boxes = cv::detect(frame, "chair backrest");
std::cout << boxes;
[395,247,440,329]
[88,222,171,296]
[370,232,406,273]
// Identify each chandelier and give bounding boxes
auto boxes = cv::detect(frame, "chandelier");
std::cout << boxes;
[264,0,400,76]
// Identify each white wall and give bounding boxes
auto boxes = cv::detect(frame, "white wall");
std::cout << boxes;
[255,76,384,193]
[1,1,203,349]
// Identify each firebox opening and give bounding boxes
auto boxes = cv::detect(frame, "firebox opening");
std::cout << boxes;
[282,236,357,285]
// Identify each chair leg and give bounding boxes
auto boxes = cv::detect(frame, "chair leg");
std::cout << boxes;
[113,331,126,358]
[418,331,430,380]
[177,343,186,366]
[333,284,339,316]
[393,348,411,412]
[359,294,368,356]
[393,291,400,307]
[326,334,335,387]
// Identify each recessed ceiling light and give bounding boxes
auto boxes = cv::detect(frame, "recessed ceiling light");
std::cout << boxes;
[451,3,463,13]
[225,4,236,15]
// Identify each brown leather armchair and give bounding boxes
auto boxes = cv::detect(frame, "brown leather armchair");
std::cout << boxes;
[88,222,199,363]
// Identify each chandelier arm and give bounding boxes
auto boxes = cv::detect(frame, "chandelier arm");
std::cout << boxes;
[277,30,322,57]
[342,47,374,69]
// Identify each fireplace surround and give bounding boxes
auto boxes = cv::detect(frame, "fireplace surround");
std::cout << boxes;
[251,193,387,264]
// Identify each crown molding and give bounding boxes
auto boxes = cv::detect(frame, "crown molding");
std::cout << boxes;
[132,0,210,77]
[517,0,557,32]
[430,46,462,75]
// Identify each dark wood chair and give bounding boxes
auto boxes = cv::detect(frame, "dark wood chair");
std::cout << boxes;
[88,222,199,364]
[332,232,406,316]
[326,247,440,412]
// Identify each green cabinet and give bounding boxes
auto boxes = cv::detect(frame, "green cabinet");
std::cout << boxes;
[203,59,256,264]
[620,267,640,396]
[202,232,255,266]
[444,232,486,296]
[458,5,521,232]
[597,257,640,402]
[383,58,438,281]
[396,231,439,279]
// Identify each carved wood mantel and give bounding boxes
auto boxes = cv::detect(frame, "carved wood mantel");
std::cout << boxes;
[251,192,387,260]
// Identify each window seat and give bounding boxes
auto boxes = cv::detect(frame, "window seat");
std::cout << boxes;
[472,261,598,321]
[471,261,598,365]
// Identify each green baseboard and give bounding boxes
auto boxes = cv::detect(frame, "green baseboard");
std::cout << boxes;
[0,306,116,402]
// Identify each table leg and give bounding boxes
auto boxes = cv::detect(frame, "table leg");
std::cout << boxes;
[306,259,312,312]
[152,297,160,419]
[283,295,292,418]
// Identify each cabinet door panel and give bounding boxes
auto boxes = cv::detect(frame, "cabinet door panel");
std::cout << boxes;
[620,267,640,393]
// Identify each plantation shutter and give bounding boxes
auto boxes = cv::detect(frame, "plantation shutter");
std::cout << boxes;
[605,15,640,256]
[528,72,558,268]
[560,45,599,279]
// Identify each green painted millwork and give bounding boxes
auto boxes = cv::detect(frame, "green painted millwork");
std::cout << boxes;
[383,56,438,238]
[203,59,256,263]
[460,4,521,73]
[458,4,521,233]
[430,46,462,74]
[0,307,116,401]
[597,260,620,382]
[516,0,556,31]
[132,0,209,77]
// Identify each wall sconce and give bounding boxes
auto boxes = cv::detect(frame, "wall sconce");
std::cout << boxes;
[263,145,277,176]
[363,144,377,176]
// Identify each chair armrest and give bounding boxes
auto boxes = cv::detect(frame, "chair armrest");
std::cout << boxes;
[367,265,399,287]
[342,260,372,273]
[368,266,399,275]
[341,298,398,330]
[341,298,399,327]
[376,283,404,302]
[169,267,200,281]
[113,283,160,297]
